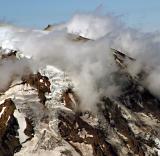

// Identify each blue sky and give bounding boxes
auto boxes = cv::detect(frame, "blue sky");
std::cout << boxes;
[0,0,160,31]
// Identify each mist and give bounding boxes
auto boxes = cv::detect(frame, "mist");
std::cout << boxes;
[0,57,34,91]
[0,12,160,111]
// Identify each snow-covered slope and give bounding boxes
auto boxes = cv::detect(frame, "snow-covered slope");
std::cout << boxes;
[0,43,160,156]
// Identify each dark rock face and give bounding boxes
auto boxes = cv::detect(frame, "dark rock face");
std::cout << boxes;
[24,118,34,139]
[61,88,79,110]
[0,99,21,156]
[58,111,118,156]
[0,99,34,156]
[22,72,51,105]
[44,24,52,31]
[99,98,146,156]
[0,99,16,138]
[119,82,160,119]
[1,50,17,60]
[57,82,160,155]
[57,49,160,155]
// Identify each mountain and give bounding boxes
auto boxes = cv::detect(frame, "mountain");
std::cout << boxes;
[0,35,159,156]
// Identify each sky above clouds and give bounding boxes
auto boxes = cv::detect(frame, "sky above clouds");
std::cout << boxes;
[0,0,160,31]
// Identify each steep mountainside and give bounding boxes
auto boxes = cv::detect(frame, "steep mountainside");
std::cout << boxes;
[0,39,159,156]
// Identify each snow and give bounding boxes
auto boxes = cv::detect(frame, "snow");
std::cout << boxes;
[14,109,29,143]
[155,138,160,155]
[0,63,100,156]
[0,106,6,118]
[40,65,73,108]
[0,64,80,155]
[15,145,80,156]
[39,79,43,83]
[0,82,45,128]
[70,141,93,156]
[68,93,77,107]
